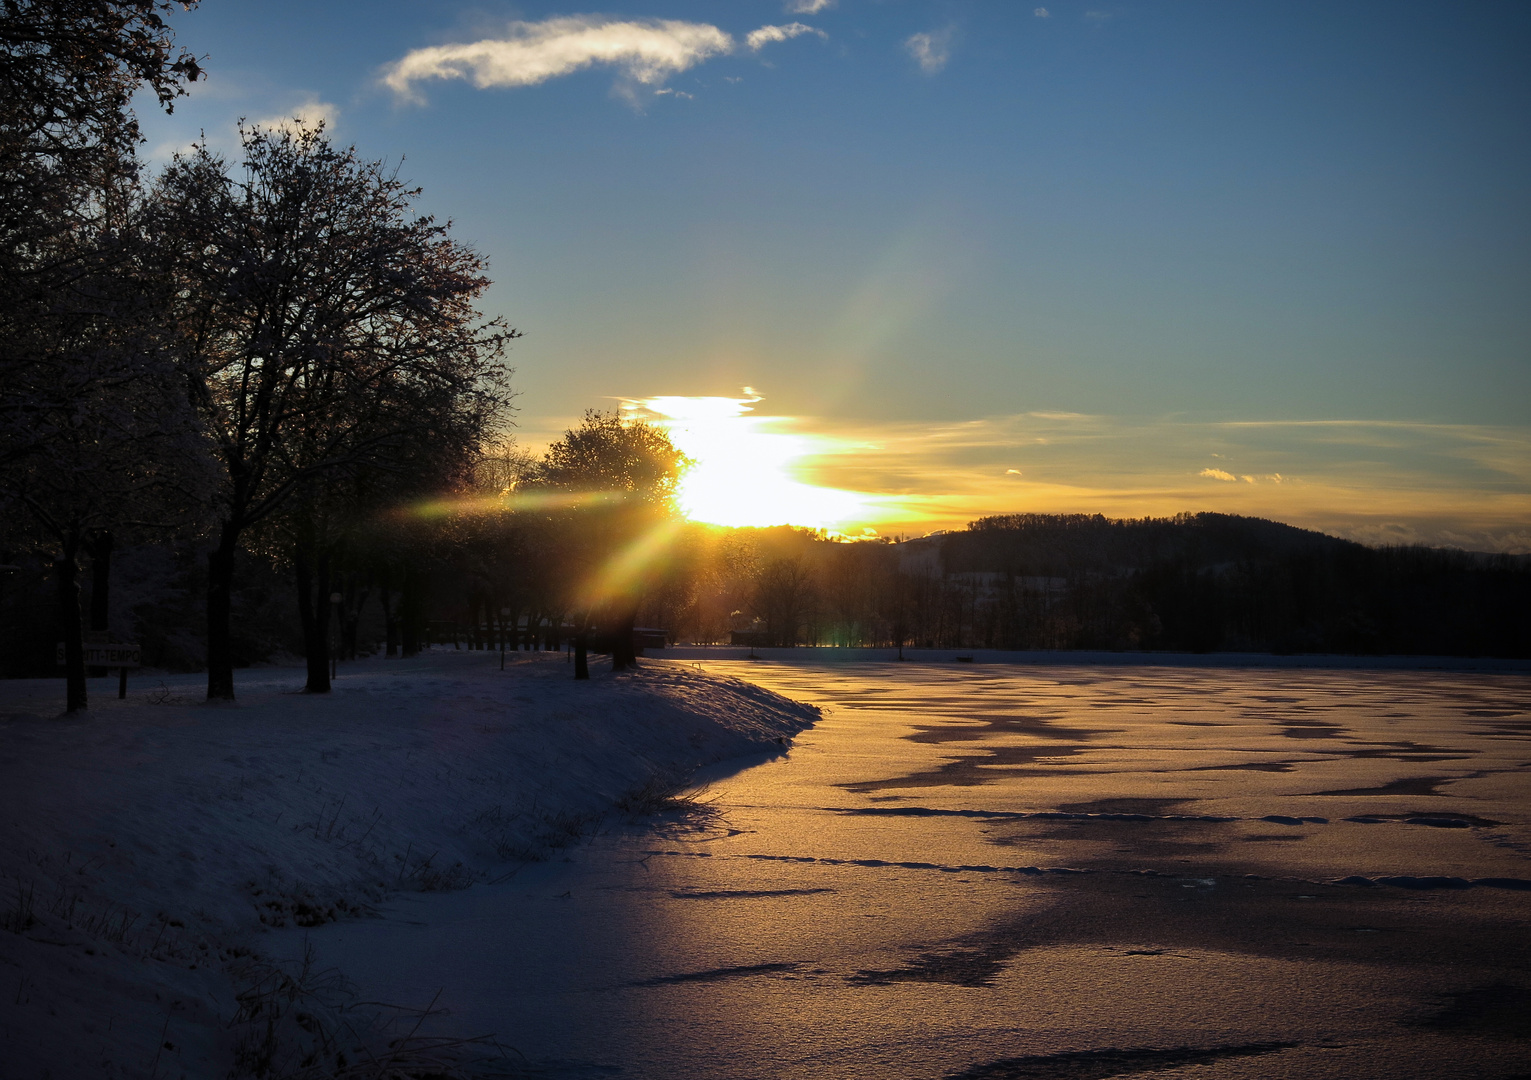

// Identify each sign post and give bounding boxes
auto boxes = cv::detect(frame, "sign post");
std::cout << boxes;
[56,642,141,699]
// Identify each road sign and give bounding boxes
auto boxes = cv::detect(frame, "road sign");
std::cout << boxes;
[55,643,141,668]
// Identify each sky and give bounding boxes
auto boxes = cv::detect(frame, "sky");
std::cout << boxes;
[136,1,1531,550]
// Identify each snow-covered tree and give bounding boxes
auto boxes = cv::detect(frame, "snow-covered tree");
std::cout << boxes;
[148,124,516,700]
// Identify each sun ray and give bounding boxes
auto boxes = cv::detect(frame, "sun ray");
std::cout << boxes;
[579,514,687,608]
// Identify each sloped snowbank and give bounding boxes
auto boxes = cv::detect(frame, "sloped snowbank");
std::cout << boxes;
[0,651,818,1078]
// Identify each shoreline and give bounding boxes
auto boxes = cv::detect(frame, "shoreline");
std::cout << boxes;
[659,645,1531,673]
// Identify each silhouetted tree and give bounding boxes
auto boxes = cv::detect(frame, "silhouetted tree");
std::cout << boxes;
[150,124,515,700]
[753,556,814,646]
[0,0,204,710]
[533,410,689,675]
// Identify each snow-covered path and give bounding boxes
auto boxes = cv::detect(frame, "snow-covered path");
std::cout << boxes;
[0,651,817,1078]
[276,660,1531,1079]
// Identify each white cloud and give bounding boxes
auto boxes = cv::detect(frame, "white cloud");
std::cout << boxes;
[252,97,339,136]
[905,28,954,75]
[745,22,826,51]
[1200,468,1238,482]
[1034,7,1050,17]
[383,16,732,102]
[786,0,835,12]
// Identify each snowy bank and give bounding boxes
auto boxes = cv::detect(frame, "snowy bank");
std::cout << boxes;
[0,651,818,1078]
[663,645,1531,672]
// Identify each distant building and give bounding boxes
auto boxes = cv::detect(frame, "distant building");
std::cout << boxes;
[633,627,667,651]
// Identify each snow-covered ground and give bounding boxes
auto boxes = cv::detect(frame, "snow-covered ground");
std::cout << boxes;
[0,650,819,1079]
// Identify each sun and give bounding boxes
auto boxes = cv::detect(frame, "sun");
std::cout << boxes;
[626,393,874,531]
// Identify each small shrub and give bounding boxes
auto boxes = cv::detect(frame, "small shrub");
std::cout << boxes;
[2,877,37,933]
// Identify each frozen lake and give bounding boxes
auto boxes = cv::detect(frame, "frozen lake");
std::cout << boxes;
[281,660,1531,1079]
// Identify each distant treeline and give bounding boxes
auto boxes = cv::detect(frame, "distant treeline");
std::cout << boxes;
[646,512,1529,657]
[4,511,1525,676]
[935,513,1530,656]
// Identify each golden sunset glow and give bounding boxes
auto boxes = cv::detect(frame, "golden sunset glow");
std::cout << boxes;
[566,406,1531,550]
[400,489,625,519]
[625,393,880,532]
[579,515,687,607]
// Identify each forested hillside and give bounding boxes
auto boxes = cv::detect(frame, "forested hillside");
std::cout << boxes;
[934,513,1529,656]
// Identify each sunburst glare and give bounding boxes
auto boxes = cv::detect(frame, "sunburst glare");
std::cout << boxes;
[624,392,876,531]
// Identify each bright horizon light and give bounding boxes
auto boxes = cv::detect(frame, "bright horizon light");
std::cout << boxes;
[624,392,879,532]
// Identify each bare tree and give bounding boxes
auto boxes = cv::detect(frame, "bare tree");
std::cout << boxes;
[0,0,205,711]
[1,321,209,710]
[752,556,815,647]
[149,124,516,700]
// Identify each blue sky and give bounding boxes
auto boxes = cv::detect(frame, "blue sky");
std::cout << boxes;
[137,1,1531,548]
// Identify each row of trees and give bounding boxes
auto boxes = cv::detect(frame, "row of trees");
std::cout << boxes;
[459,512,1529,657]
[24,502,1525,675]
[0,0,704,706]
[0,2,517,709]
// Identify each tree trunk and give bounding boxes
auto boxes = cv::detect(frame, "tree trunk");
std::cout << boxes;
[611,604,638,671]
[206,523,239,700]
[401,560,421,658]
[86,529,113,676]
[574,632,589,680]
[57,533,86,713]
[379,568,398,657]
[296,547,331,693]
[341,581,366,660]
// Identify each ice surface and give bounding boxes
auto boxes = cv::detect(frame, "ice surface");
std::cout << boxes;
[271,659,1531,1079]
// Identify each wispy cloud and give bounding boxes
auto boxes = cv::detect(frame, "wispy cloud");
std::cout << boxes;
[252,96,339,136]
[383,16,732,103]
[1199,468,1238,482]
[1034,7,1051,17]
[146,91,338,167]
[905,27,955,74]
[745,22,826,52]
[786,0,835,13]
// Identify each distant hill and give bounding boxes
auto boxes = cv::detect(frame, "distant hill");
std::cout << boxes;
[924,513,1529,656]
